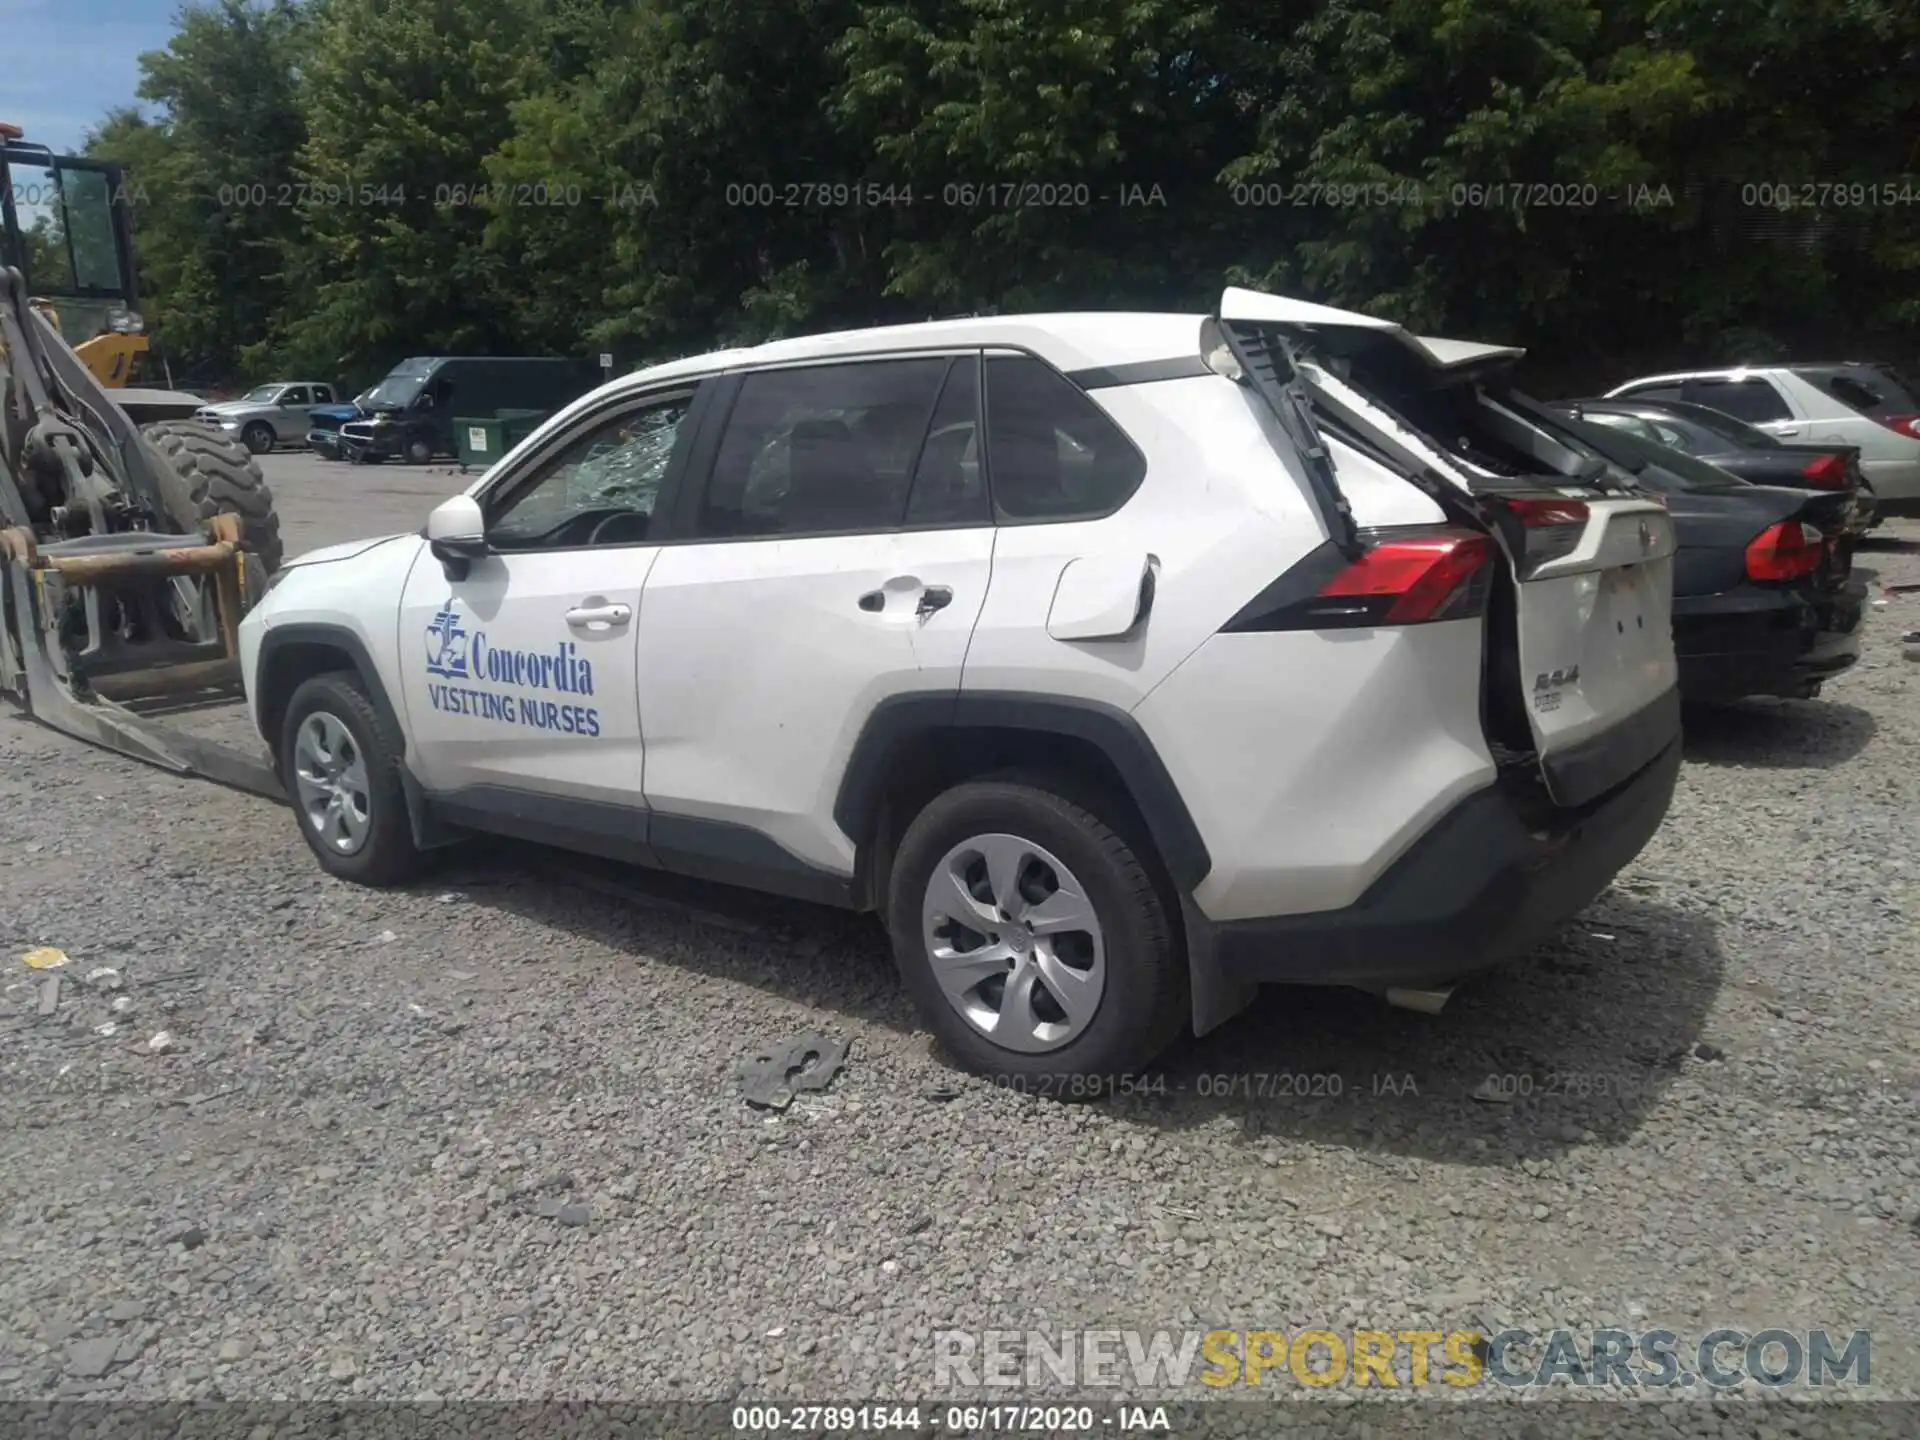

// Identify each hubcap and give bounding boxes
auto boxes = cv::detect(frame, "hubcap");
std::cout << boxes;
[920,832,1106,1054]
[292,711,372,856]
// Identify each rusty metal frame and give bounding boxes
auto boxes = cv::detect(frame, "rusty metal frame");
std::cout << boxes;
[0,512,283,799]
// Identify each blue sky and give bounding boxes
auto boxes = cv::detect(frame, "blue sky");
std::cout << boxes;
[8,0,177,152]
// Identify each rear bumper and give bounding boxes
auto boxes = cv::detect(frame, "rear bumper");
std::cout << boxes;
[1673,582,1864,701]
[1194,737,1681,993]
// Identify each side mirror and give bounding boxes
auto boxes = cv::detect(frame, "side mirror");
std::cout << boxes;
[426,493,487,580]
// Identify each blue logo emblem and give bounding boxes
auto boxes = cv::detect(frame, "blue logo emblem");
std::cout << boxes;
[424,604,470,679]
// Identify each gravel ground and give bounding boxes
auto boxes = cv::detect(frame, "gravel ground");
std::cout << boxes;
[1,503,1917,1434]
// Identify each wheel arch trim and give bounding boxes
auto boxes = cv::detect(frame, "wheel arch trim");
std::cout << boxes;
[255,622,444,847]
[834,690,1213,892]
[255,623,404,749]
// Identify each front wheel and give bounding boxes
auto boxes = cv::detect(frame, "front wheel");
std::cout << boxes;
[280,671,424,886]
[240,421,275,454]
[405,436,433,465]
[886,779,1187,1088]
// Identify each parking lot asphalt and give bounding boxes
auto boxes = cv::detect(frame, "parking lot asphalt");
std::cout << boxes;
[257,450,476,556]
[1,466,1917,1419]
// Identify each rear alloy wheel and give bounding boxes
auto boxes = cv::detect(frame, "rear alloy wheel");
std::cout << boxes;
[280,671,424,886]
[922,833,1108,1053]
[887,779,1186,1088]
[240,421,275,454]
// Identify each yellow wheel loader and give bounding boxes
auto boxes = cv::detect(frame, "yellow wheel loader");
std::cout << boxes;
[1,125,283,795]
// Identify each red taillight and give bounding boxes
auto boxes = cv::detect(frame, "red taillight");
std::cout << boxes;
[1875,413,1920,439]
[1745,521,1823,582]
[1317,529,1498,625]
[1500,495,1590,572]
[1799,452,1848,487]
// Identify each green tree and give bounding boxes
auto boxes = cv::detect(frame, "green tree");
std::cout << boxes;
[833,0,1266,314]
[275,0,547,378]
[489,0,889,360]
[89,1,308,378]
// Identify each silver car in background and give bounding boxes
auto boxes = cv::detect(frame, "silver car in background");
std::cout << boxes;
[195,381,337,454]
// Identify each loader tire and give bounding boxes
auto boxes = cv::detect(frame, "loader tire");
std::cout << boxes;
[140,420,285,573]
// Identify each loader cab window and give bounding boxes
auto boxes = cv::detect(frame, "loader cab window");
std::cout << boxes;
[2,152,133,300]
[58,166,121,292]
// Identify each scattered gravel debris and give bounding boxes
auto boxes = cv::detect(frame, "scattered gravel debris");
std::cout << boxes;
[1,522,1916,1415]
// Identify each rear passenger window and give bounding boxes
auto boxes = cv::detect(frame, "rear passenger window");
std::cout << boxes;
[1619,383,1686,404]
[1825,375,1883,413]
[696,359,950,539]
[984,355,1145,522]
[1584,411,1658,442]
[1686,378,1792,424]
[903,357,988,526]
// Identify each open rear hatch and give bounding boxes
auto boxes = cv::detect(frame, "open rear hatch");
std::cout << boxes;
[1213,288,1679,808]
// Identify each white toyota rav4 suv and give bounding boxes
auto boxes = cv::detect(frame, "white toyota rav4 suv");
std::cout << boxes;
[239,289,1683,1084]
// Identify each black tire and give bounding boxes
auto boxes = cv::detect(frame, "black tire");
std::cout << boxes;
[885,778,1187,1089]
[279,670,424,886]
[141,420,285,572]
[240,420,275,454]
[405,436,433,465]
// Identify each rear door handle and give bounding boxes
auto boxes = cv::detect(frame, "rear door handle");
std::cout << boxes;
[916,585,954,616]
[566,602,632,628]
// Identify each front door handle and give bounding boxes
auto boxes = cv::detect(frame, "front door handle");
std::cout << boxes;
[858,578,955,617]
[566,602,632,629]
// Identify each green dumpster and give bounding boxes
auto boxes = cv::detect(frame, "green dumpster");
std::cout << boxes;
[497,407,549,448]
[454,415,507,468]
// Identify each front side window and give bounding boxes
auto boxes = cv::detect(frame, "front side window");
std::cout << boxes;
[486,392,692,551]
[280,386,310,406]
[695,359,951,539]
[983,355,1146,522]
[1686,378,1792,424]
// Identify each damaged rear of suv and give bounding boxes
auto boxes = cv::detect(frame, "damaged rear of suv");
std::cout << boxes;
[1125,291,1681,1040]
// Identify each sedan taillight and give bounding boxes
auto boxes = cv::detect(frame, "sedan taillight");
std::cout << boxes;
[1799,452,1848,487]
[1745,521,1823,582]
